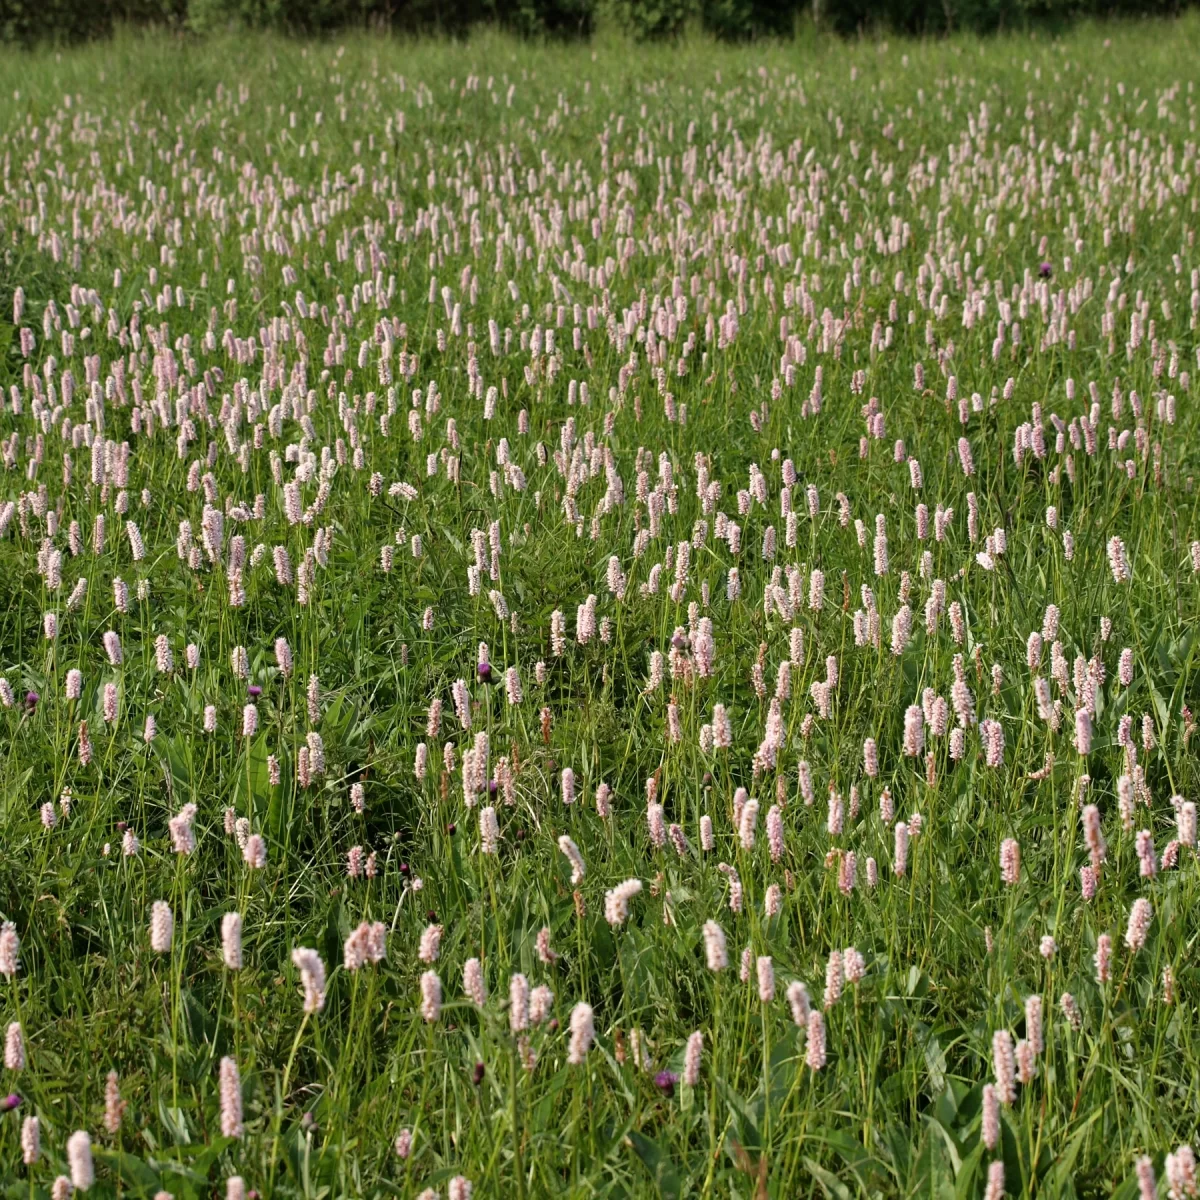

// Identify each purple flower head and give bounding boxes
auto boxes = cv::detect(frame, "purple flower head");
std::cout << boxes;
[0,1093,21,1112]
[488,778,498,795]
[24,692,39,711]
[671,632,689,652]
[1039,261,1053,278]
[472,1061,485,1085]
[654,1071,678,1097]
[477,662,492,682]
[248,685,262,698]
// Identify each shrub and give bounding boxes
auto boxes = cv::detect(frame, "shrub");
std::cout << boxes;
[0,0,111,44]
[604,0,695,38]
[701,0,794,38]
[505,0,597,36]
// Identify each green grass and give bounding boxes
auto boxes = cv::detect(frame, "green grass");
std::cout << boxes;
[1,14,1199,1199]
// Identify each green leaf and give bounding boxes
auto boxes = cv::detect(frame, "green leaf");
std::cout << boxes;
[715,1076,761,1152]
[626,1129,682,1199]
[803,1157,852,1200]
[93,1146,161,1189]
[157,1097,191,1145]
[918,1026,947,1097]
[954,1142,986,1200]
[1041,1110,1102,1194]
[922,1114,963,1178]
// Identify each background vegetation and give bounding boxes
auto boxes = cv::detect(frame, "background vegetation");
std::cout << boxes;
[0,0,1197,43]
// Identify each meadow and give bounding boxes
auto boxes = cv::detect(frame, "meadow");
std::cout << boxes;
[0,15,1199,1199]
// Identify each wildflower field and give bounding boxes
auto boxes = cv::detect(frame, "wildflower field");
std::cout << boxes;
[1,17,1200,1199]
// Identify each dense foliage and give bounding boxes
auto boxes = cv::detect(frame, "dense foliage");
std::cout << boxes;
[0,0,1196,41]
